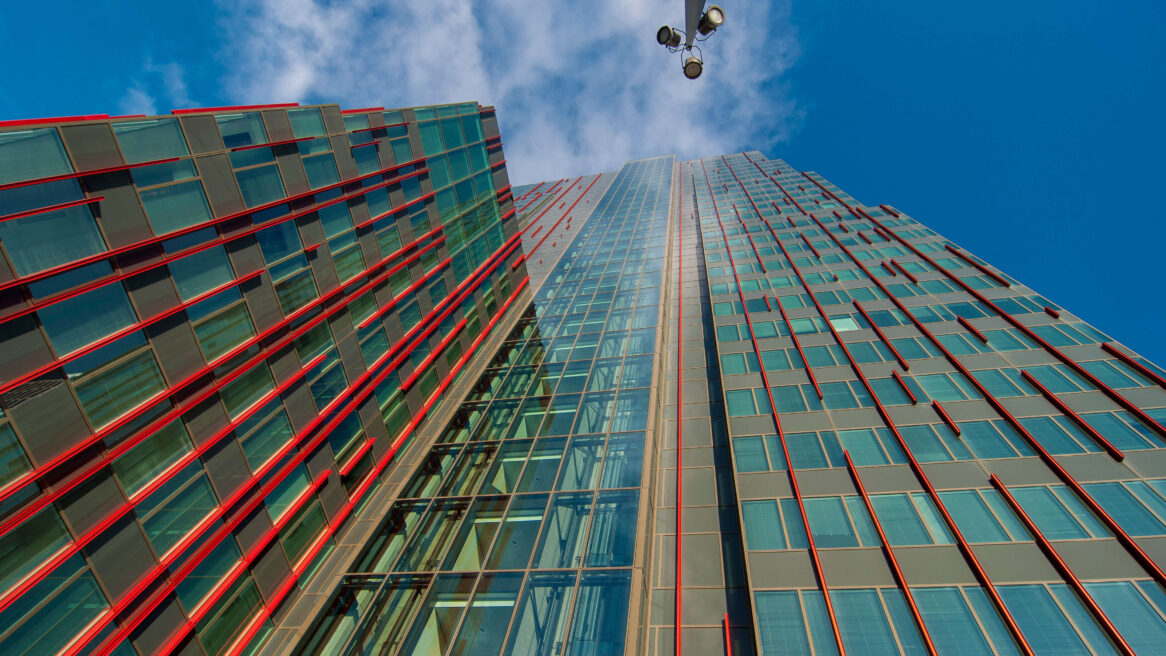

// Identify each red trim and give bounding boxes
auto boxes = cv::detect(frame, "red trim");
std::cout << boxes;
[844,452,939,656]
[957,316,988,343]
[0,224,446,521]
[700,160,847,655]
[1044,306,1061,319]
[340,107,385,114]
[82,243,529,656]
[0,156,429,297]
[675,179,685,656]
[889,259,918,284]
[0,155,182,192]
[171,103,298,115]
[723,613,733,656]
[800,232,821,258]
[1101,342,1166,390]
[0,114,110,128]
[881,261,898,277]
[930,400,961,435]
[230,136,312,152]
[892,370,918,404]
[522,175,601,260]
[990,476,1136,656]
[1019,370,1124,460]
[773,295,822,398]
[806,208,1166,589]
[944,245,1011,287]
[0,195,103,224]
[853,301,910,370]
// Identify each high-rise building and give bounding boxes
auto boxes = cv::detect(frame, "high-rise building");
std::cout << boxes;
[2,102,1166,656]
[0,101,525,655]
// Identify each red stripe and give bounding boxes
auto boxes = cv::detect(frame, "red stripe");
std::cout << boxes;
[171,103,298,115]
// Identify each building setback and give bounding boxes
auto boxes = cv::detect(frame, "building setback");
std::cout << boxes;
[1,100,1165,656]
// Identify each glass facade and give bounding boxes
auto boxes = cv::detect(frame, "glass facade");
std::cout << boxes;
[4,100,1166,656]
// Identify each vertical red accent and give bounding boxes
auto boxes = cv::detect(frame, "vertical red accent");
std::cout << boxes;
[844,452,939,656]
[889,259,918,284]
[930,400,961,435]
[892,370,918,404]
[806,211,1166,588]
[852,301,910,371]
[723,613,733,656]
[675,171,685,656]
[1043,306,1061,318]
[699,160,847,656]
[989,476,1136,656]
[881,261,898,277]
[772,294,823,399]
[957,316,989,343]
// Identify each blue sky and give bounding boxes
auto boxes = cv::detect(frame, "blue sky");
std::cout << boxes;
[1,0,1164,363]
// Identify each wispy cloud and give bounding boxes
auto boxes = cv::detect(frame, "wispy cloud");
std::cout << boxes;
[217,0,800,183]
[118,58,194,116]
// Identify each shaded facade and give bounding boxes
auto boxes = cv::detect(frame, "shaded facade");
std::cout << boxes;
[4,97,1166,656]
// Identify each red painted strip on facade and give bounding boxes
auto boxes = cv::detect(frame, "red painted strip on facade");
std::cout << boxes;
[0,195,104,224]
[230,136,313,152]
[171,103,298,115]
[723,613,733,656]
[852,301,910,371]
[957,316,989,343]
[0,114,111,128]
[799,214,1038,655]
[844,452,940,656]
[1019,370,1125,460]
[0,156,183,192]
[892,370,918,404]
[1043,306,1061,319]
[944,244,1011,287]
[800,232,821,259]
[808,211,1166,589]
[83,245,528,656]
[0,227,448,521]
[889,259,918,284]
[930,400,961,435]
[700,160,848,656]
[989,476,1136,656]
[675,176,685,656]
[773,294,823,399]
[340,106,385,114]
[856,206,1166,438]
[1100,342,1166,390]
[0,156,431,297]
[880,261,898,277]
[523,175,602,259]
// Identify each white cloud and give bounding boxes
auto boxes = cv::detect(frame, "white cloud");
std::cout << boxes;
[118,87,157,117]
[217,0,800,183]
[118,59,194,116]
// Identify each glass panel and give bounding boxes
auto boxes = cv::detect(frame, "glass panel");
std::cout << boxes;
[139,180,213,234]
[0,128,72,185]
[114,119,189,163]
[564,570,631,656]
[503,572,576,656]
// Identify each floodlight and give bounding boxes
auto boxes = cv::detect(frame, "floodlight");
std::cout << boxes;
[683,55,703,79]
[657,25,682,48]
[698,5,725,35]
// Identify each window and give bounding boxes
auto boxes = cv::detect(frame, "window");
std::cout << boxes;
[112,419,193,495]
[0,555,111,655]
[1082,480,1166,536]
[914,586,1021,655]
[869,492,955,545]
[220,364,275,419]
[216,112,267,148]
[938,489,1030,543]
[288,108,326,138]
[139,179,213,235]
[914,372,979,402]
[38,279,137,355]
[1010,485,1108,539]
[137,461,220,554]
[0,128,72,185]
[999,583,1114,655]
[0,180,105,276]
[754,590,842,656]
[803,495,879,547]
[68,334,167,428]
[113,118,189,163]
